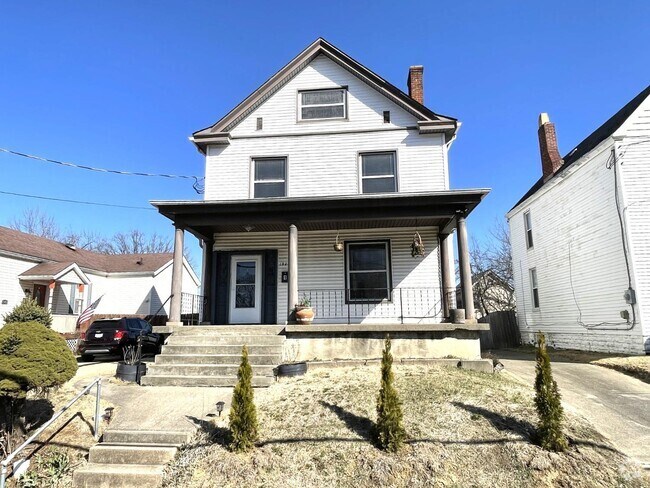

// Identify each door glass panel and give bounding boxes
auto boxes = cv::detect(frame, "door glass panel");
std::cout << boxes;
[235,261,256,308]
[236,261,256,284]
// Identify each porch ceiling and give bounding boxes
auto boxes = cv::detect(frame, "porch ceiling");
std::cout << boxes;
[151,190,489,240]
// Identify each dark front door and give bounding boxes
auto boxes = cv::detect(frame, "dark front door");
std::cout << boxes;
[214,250,277,325]
[33,284,46,307]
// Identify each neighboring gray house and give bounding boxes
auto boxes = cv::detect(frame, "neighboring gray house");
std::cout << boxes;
[508,85,650,354]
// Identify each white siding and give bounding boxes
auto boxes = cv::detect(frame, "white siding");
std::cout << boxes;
[0,254,37,324]
[204,55,447,200]
[617,96,650,352]
[508,142,645,354]
[215,227,441,324]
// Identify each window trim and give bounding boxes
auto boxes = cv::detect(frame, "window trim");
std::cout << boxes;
[524,210,533,249]
[344,239,393,304]
[297,87,348,122]
[358,150,399,194]
[529,267,540,309]
[250,156,288,199]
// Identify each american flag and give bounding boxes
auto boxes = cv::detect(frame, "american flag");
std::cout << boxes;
[76,295,103,328]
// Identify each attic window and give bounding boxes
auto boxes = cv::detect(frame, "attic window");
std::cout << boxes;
[383,111,390,123]
[298,88,346,120]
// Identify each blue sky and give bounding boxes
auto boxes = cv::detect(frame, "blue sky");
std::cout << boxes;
[1,1,649,268]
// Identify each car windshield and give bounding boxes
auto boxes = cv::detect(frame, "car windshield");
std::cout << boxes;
[89,320,124,331]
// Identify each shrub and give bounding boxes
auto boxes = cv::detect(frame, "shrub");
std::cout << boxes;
[0,321,77,452]
[3,298,53,328]
[534,332,568,452]
[375,335,406,452]
[228,345,258,452]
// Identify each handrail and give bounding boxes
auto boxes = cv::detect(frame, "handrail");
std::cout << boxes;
[147,294,173,325]
[0,377,102,488]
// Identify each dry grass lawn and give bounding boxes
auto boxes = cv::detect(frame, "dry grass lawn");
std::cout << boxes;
[163,365,649,488]
[592,356,650,384]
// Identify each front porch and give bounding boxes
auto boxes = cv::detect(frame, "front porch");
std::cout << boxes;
[153,190,488,330]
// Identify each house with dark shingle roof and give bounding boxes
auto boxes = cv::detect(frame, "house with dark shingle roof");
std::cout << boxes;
[507,84,650,354]
[0,226,199,332]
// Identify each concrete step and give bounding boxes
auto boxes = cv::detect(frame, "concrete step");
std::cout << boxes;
[140,374,274,387]
[155,353,281,365]
[88,444,177,465]
[174,325,285,335]
[161,344,283,355]
[73,463,164,488]
[167,334,285,346]
[147,364,275,376]
[102,429,192,445]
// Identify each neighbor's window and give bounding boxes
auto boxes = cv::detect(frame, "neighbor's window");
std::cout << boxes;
[530,268,540,308]
[360,152,397,194]
[253,158,286,198]
[298,88,346,120]
[524,210,533,249]
[346,241,391,302]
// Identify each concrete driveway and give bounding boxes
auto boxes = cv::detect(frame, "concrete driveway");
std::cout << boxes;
[497,349,650,468]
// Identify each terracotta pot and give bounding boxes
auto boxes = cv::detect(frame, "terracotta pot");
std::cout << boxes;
[295,306,315,324]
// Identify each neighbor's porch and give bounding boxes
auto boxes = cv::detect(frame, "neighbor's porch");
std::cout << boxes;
[153,190,488,328]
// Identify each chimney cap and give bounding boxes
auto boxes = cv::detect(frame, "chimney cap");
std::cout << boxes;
[409,65,424,70]
[538,113,550,127]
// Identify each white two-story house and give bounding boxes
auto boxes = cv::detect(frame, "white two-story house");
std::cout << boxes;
[508,85,650,355]
[152,38,489,361]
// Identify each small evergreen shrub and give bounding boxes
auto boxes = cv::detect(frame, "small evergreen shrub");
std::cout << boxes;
[375,335,406,452]
[534,332,568,452]
[228,345,258,452]
[3,298,53,328]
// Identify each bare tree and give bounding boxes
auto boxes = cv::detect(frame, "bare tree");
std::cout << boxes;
[100,230,173,254]
[9,208,60,240]
[469,218,515,315]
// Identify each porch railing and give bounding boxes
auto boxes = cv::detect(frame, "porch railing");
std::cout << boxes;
[181,293,206,325]
[298,288,442,324]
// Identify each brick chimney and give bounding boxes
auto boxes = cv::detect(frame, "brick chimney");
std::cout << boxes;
[538,113,563,181]
[407,66,424,104]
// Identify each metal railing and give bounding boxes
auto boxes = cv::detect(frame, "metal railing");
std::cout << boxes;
[0,377,102,488]
[298,288,442,324]
[181,293,206,325]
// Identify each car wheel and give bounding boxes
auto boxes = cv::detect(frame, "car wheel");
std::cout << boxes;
[80,354,94,362]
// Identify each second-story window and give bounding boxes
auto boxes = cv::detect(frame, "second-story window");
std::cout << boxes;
[360,152,397,194]
[299,88,346,120]
[253,158,286,198]
[530,268,540,309]
[524,210,533,249]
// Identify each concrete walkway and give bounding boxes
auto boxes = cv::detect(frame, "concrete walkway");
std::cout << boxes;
[497,349,650,468]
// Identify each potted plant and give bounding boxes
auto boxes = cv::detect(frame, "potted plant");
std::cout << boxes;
[275,342,308,378]
[115,341,146,383]
[294,296,315,324]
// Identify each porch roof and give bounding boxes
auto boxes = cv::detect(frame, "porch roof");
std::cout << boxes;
[151,189,489,240]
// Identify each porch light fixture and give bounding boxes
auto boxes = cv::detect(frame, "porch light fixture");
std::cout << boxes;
[244,225,254,232]
[411,231,425,258]
[216,401,225,417]
[333,230,343,252]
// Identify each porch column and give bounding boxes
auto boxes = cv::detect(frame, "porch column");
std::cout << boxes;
[201,237,214,323]
[288,224,298,323]
[456,214,475,321]
[168,224,185,326]
[439,233,455,319]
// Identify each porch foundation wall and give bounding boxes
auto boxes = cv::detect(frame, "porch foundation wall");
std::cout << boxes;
[283,330,482,362]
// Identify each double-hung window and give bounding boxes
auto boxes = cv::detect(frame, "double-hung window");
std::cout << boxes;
[345,241,391,302]
[530,268,540,309]
[524,211,533,249]
[253,158,286,198]
[298,88,346,120]
[360,152,397,194]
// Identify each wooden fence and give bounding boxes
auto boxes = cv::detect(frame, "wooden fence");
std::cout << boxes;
[479,310,520,350]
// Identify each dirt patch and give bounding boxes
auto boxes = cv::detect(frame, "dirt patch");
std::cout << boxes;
[163,365,649,488]
[592,356,650,384]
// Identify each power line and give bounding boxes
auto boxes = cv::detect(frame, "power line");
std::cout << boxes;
[0,147,205,193]
[0,189,155,211]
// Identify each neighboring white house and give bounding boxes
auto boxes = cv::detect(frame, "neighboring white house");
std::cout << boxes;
[0,226,200,333]
[151,38,490,359]
[507,85,650,354]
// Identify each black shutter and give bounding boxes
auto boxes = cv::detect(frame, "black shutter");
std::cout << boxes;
[263,250,278,324]
[214,251,231,325]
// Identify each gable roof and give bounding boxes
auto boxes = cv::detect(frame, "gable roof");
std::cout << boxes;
[0,226,173,273]
[191,38,458,153]
[510,84,650,212]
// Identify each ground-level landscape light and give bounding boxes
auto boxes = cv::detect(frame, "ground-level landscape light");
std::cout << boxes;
[103,407,114,423]
[216,401,225,417]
